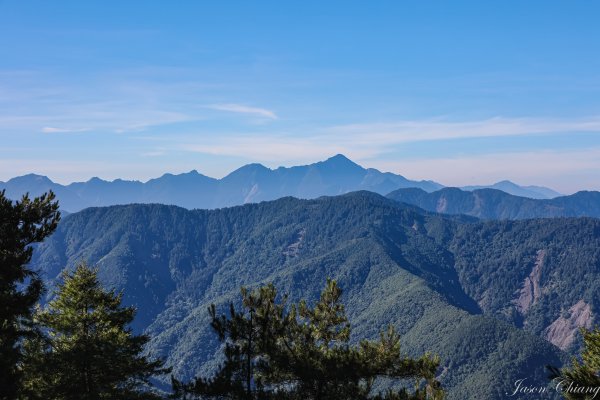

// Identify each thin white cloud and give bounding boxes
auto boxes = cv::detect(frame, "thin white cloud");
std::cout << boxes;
[2,67,599,192]
[0,73,205,134]
[140,151,165,157]
[176,116,600,163]
[42,127,90,133]
[208,103,277,119]
[0,107,194,134]
[171,116,600,193]
[180,136,377,163]
[327,116,600,144]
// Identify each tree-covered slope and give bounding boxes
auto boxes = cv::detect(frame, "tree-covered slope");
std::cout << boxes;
[30,192,595,399]
[387,187,600,220]
[449,218,600,351]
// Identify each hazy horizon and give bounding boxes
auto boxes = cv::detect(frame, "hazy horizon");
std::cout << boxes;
[2,2,599,193]
[0,153,570,195]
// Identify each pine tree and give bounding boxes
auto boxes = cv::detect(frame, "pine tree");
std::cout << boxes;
[0,190,60,399]
[172,284,287,400]
[172,279,444,400]
[549,327,600,400]
[21,263,169,400]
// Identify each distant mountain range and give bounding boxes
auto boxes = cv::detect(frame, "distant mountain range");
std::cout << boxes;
[387,187,600,220]
[31,191,600,399]
[0,154,563,212]
[462,180,562,199]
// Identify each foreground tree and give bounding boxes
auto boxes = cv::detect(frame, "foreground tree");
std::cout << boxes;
[0,190,60,399]
[21,263,169,400]
[172,280,444,400]
[549,327,600,399]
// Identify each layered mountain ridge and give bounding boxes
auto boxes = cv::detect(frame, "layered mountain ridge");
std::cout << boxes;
[1,155,563,212]
[30,191,600,399]
[387,187,600,219]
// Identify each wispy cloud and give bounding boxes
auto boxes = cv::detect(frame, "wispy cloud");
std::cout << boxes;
[3,67,600,193]
[0,72,211,134]
[175,116,600,162]
[42,127,90,133]
[168,115,600,192]
[327,116,600,144]
[0,74,277,134]
[208,103,278,119]
[179,135,375,163]
[140,150,165,157]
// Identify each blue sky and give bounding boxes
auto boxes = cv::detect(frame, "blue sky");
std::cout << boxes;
[1,1,600,193]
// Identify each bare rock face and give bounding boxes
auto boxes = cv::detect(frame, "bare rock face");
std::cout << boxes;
[283,228,306,258]
[514,250,545,314]
[544,300,593,350]
[472,192,483,215]
[436,196,447,213]
[243,184,260,203]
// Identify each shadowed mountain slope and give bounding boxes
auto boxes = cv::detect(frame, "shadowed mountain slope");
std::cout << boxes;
[28,192,600,398]
[462,180,562,199]
[387,187,600,220]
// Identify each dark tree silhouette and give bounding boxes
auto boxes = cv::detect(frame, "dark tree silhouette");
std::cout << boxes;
[21,263,169,399]
[0,190,60,399]
[172,280,444,400]
[548,327,600,400]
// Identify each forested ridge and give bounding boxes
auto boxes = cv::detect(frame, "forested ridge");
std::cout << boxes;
[23,191,600,398]
[387,187,600,220]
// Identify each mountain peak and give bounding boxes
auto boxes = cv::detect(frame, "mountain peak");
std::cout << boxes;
[233,163,270,173]
[178,169,209,178]
[8,173,53,185]
[319,154,363,170]
[325,153,352,163]
[149,169,214,183]
[493,180,519,187]
[223,163,271,181]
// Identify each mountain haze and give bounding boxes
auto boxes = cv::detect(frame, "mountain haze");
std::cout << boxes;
[27,192,600,399]
[387,187,600,220]
[462,180,562,199]
[2,154,562,212]
[0,155,441,212]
